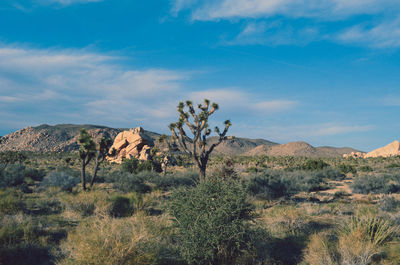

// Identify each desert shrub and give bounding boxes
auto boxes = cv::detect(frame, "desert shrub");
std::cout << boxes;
[303,232,335,265]
[213,158,237,179]
[40,170,80,192]
[338,164,357,174]
[317,167,345,180]
[169,179,255,265]
[121,158,162,174]
[109,195,133,218]
[379,196,400,212]
[303,213,399,265]
[59,215,162,265]
[0,213,51,265]
[0,164,26,187]
[301,159,329,171]
[386,163,400,169]
[121,158,139,173]
[150,171,198,191]
[110,171,152,193]
[337,214,398,265]
[359,165,373,172]
[23,168,46,182]
[0,189,25,215]
[59,191,109,217]
[351,174,400,194]
[248,170,325,199]
[261,206,310,237]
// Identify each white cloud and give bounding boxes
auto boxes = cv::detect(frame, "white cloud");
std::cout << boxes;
[173,0,399,20]
[337,17,400,48]
[0,45,297,133]
[189,89,297,114]
[173,0,400,48]
[224,21,319,46]
[36,0,102,6]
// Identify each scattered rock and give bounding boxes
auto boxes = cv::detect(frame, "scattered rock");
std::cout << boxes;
[343,151,366,158]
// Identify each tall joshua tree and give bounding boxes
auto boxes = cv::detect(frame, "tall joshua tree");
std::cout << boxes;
[169,99,231,181]
[78,129,96,191]
[90,137,113,188]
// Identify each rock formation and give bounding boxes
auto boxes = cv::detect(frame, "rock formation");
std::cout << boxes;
[107,127,154,163]
[365,140,400,158]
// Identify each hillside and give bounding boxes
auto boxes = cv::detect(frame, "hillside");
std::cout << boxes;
[0,124,123,152]
[246,141,360,158]
[0,124,358,157]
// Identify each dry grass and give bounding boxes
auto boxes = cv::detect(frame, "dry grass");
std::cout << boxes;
[58,213,169,265]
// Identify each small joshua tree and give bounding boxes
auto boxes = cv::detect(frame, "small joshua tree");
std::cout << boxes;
[156,134,178,175]
[169,99,231,181]
[78,129,96,191]
[90,137,113,187]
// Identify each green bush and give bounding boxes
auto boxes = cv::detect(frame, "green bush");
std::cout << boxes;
[0,214,51,265]
[359,165,373,172]
[386,163,400,169]
[150,171,199,191]
[110,172,152,193]
[121,158,162,174]
[301,159,329,171]
[0,165,26,187]
[40,170,80,192]
[0,189,25,215]
[379,196,400,212]
[169,179,255,265]
[248,170,326,199]
[109,195,134,218]
[338,164,357,174]
[351,174,400,194]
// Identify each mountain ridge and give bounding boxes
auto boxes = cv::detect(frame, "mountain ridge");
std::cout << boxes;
[0,124,360,157]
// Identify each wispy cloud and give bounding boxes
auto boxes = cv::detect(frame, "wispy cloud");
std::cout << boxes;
[173,0,400,48]
[224,21,319,46]
[0,44,297,133]
[189,89,297,114]
[173,0,399,21]
[337,17,400,48]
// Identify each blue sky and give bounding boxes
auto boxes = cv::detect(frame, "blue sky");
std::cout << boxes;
[0,0,400,151]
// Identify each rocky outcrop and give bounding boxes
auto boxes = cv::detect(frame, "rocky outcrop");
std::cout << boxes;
[365,140,400,158]
[107,127,154,163]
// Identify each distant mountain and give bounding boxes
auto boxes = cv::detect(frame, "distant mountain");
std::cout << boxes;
[245,141,361,158]
[0,124,123,152]
[0,124,359,157]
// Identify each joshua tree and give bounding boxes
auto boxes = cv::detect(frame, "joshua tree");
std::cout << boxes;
[156,134,178,175]
[169,99,231,181]
[90,137,113,187]
[78,129,96,191]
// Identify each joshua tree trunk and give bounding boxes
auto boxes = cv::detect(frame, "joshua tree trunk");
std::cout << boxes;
[81,159,87,191]
[90,157,101,188]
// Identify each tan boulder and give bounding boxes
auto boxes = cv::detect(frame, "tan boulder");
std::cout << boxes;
[107,127,154,163]
[365,140,400,158]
